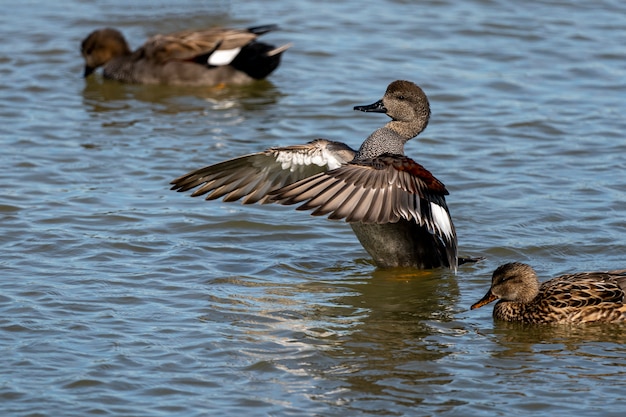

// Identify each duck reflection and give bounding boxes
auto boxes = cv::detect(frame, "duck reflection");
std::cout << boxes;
[309,268,460,398]
[336,267,461,343]
[80,75,283,114]
[312,269,459,364]
[486,320,626,359]
[202,264,462,408]
[192,213,467,409]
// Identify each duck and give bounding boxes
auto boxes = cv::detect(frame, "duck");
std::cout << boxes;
[471,262,626,323]
[171,80,470,270]
[80,24,291,86]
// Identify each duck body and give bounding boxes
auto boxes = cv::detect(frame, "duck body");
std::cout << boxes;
[81,25,290,86]
[351,220,453,269]
[471,262,626,324]
[101,50,254,86]
[341,101,455,269]
[171,80,459,270]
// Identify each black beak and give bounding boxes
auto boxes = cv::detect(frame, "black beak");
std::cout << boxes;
[354,99,386,113]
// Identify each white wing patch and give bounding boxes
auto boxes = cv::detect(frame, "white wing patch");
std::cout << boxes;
[321,147,347,170]
[208,48,242,66]
[275,147,345,172]
[430,202,454,239]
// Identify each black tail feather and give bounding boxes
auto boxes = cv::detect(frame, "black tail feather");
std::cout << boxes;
[230,42,284,79]
[247,24,278,35]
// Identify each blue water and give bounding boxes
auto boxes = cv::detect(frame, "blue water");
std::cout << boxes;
[1,0,626,416]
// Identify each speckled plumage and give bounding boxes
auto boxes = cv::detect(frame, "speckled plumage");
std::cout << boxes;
[471,262,626,324]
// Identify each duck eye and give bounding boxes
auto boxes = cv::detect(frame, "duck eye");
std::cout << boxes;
[397,95,405,100]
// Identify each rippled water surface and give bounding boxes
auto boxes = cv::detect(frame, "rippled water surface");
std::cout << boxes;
[1,0,626,416]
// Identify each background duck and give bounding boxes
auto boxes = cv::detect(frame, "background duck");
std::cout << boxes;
[171,80,476,270]
[471,262,626,323]
[80,24,290,86]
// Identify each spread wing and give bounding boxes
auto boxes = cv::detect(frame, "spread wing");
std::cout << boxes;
[142,25,278,65]
[171,139,356,204]
[269,154,456,241]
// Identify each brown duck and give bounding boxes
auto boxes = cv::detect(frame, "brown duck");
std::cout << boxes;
[471,262,626,323]
[80,24,290,86]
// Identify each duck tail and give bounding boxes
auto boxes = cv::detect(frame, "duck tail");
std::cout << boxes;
[231,41,288,79]
[247,24,279,35]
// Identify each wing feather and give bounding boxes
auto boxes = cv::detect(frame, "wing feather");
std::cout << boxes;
[327,186,367,221]
[270,153,457,257]
[143,26,267,64]
[344,187,374,223]
[273,154,448,221]
[171,139,355,205]
[301,178,354,212]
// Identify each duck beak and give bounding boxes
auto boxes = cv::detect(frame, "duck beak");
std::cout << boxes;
[84,65,95,77]
[470,290,498,310]
[354,99,386,113]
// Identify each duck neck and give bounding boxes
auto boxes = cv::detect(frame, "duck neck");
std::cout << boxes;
[493,300,532,322]
[387,116,428,140]
[355,127,407,160]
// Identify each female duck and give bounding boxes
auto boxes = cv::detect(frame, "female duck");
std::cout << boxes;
[80,24,290,86]
[471,262,626,323]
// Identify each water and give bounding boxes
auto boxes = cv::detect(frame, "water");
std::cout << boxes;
[1,0,626,415]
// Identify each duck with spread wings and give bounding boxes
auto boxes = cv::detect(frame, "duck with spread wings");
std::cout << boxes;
[172,80,473,270]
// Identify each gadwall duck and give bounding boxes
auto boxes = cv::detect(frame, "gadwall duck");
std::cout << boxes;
[172,80,467,270]
[471,262,626,323]
[80,24,291,86]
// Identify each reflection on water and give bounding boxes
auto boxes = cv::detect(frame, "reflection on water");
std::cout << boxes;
[487,321,626,358]
[2,0,626,415]
[468,322,626,416]
[317,269,461,410]
[201,264,463,411]
[81,76,284,112]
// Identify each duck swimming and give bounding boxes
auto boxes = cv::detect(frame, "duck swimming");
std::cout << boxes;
[80,24,290,86]
[471,262,626,323]
[171,80,464,270]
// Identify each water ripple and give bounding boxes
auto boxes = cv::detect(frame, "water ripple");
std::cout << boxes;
[1,0,626,416]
